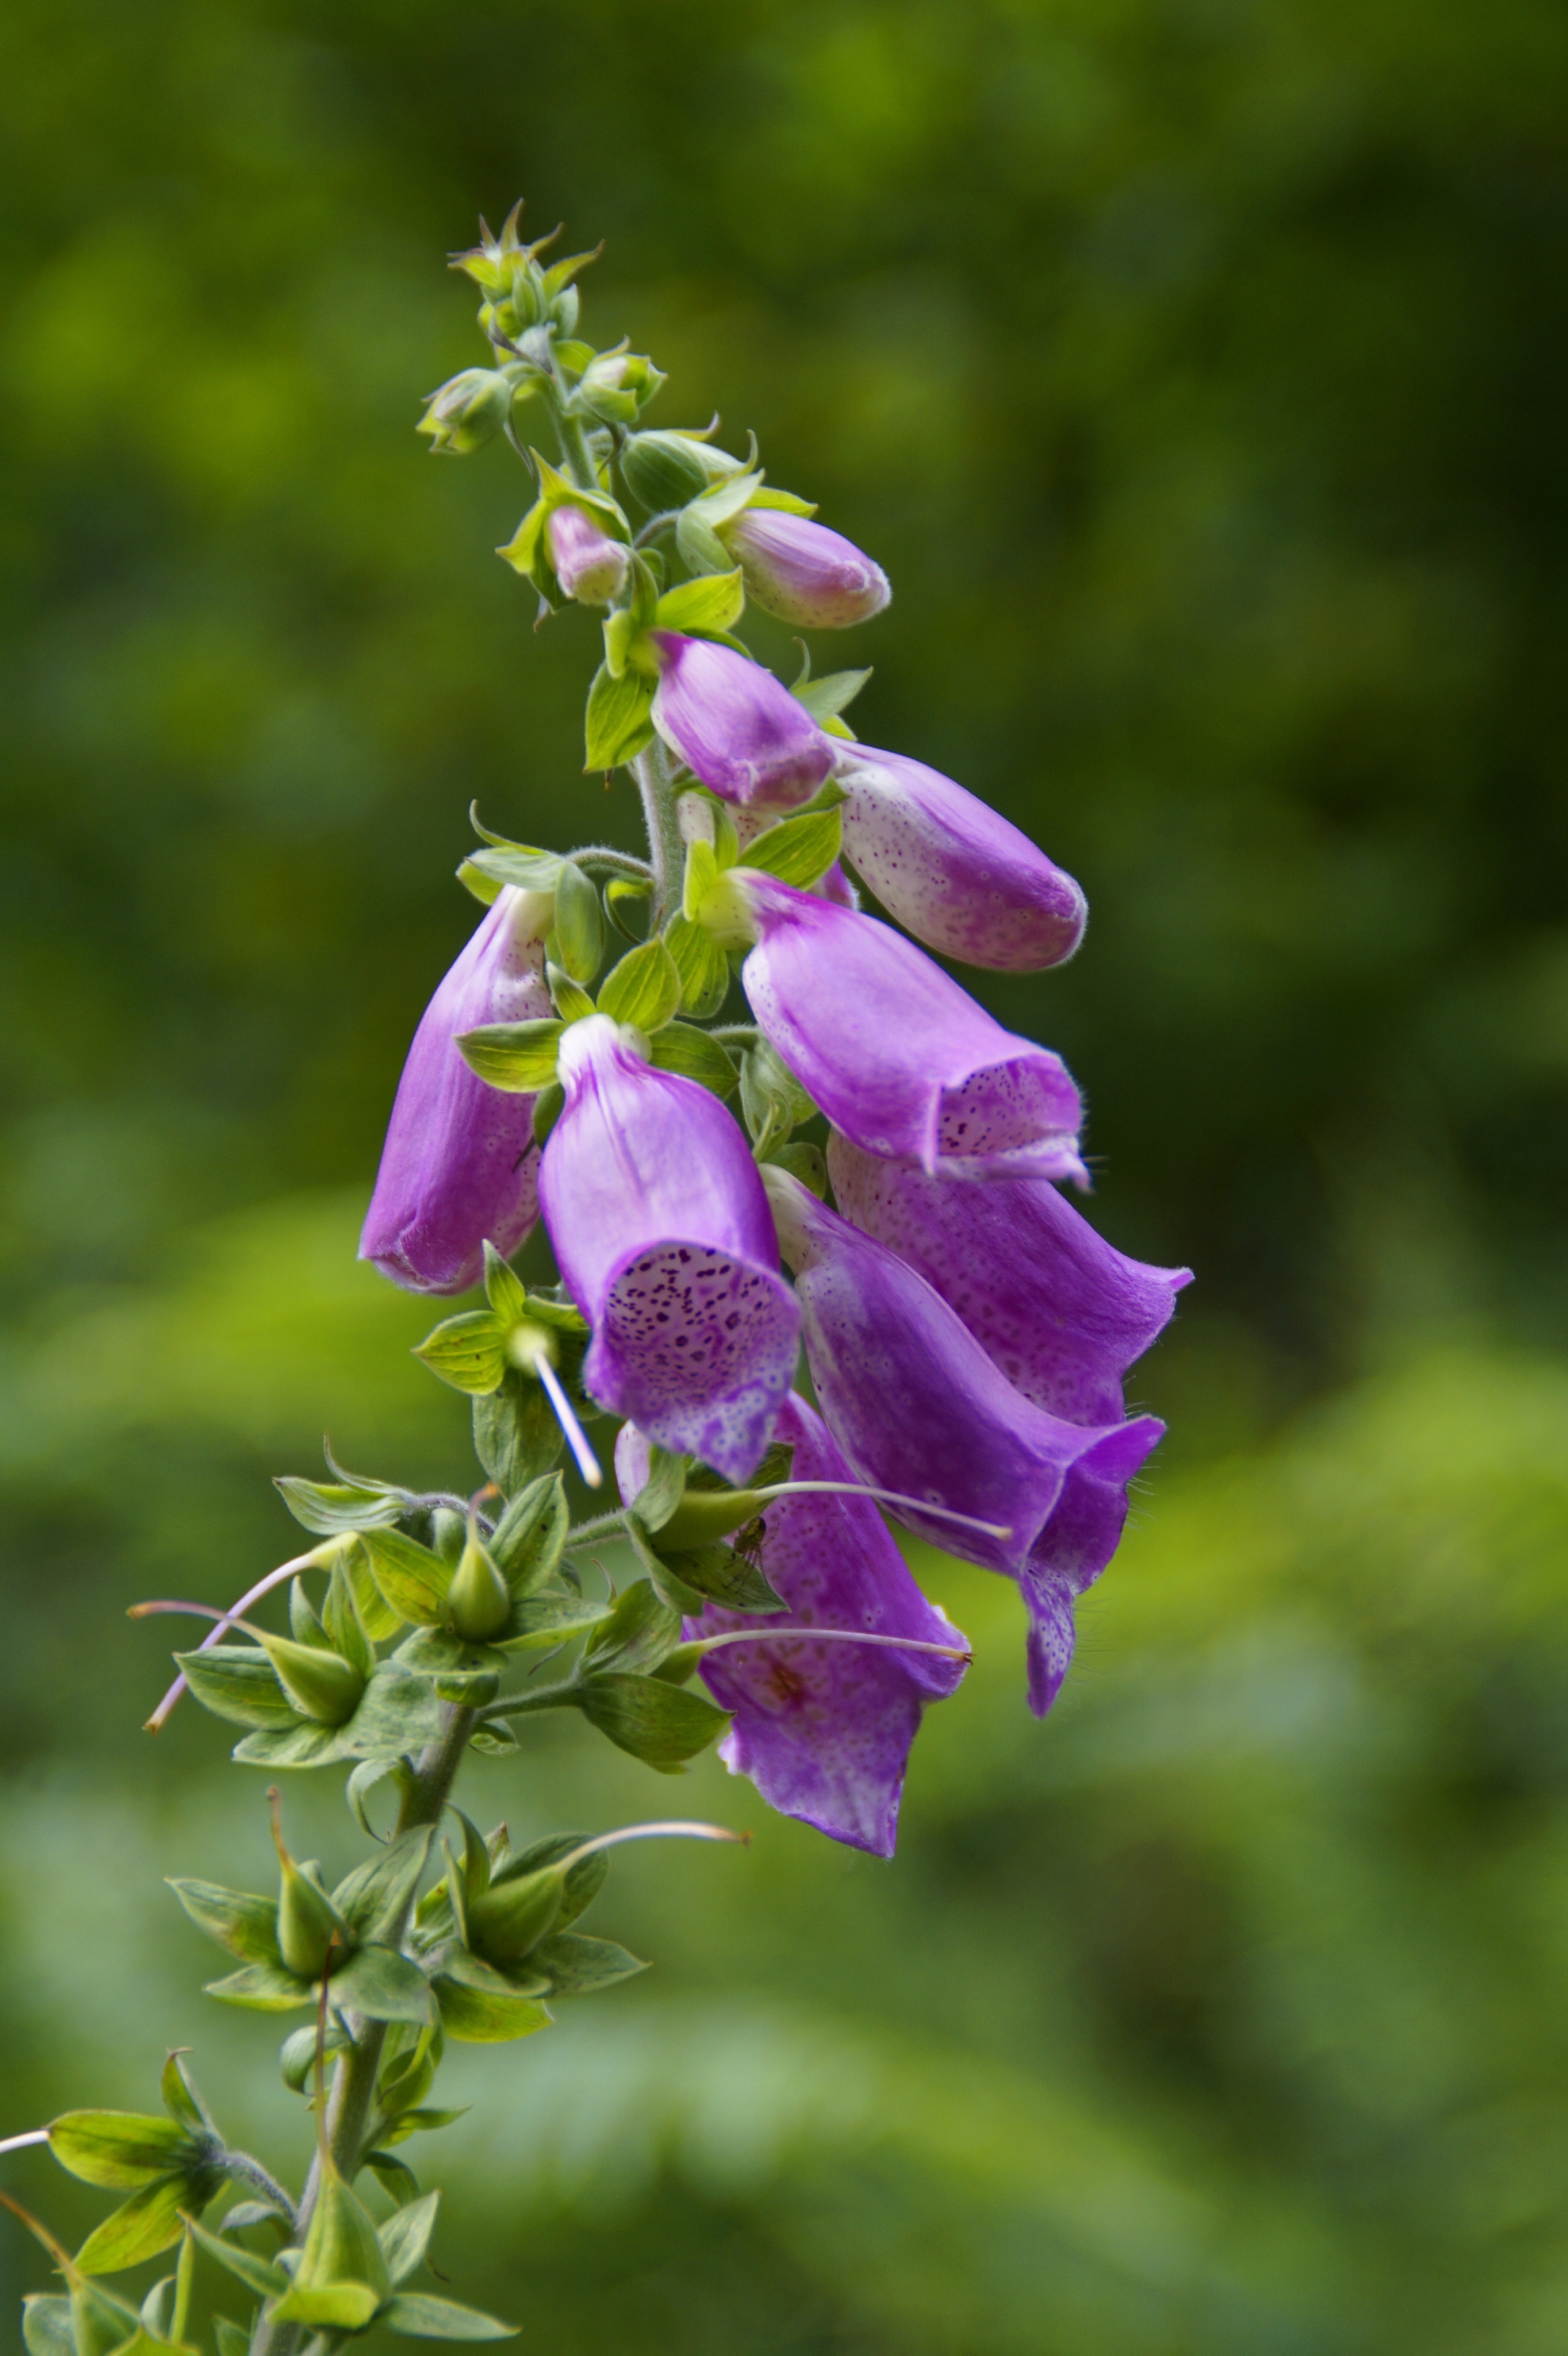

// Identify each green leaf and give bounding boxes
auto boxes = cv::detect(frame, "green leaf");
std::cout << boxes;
[231,1721,344,1770]
[203,1962,312,2013]
[574,1671,731,1770]
[739,806,843,889]
[414,1311,507,1398]
[432,1974,553,2044]
[274,1477,404,1536]
[382,2292,518,2340]
[330,1944,437,2027]
[531,1931,649,1997]
[336,1663,447,1761]
[175,1647,295,1730]
[379,2190,441,2286]
[455,1020,563,1093]
[22,2296,75,2356]
[584,663,656,770]
[75,2175,203,2276]
[596,937,681,1033]
[49,2112,196,2190]
[664,912,730,1018]
[793,667,872,722]
[183,2214,290,2300]
[647,1022,738,1097]
[489,1473,569,1595]
[332,1827,435,1943]
[360,1530,452,1628]
[473,1366,561,1498]
[652,567,745,635]
[166,1880,283,1968]
[658,1541,787,1613]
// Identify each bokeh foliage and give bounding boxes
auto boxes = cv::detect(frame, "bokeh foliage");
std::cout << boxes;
[1,0,1566,2347]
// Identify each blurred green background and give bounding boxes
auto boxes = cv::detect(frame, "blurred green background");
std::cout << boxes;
[3,0,1568,2347]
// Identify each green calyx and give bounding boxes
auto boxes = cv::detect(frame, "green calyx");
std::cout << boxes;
[255,1630,365,1726]
[464,1865,565,1963]
[448,1520,512,1643]
[269,1791,355,1981]
[268,2151,389,2332]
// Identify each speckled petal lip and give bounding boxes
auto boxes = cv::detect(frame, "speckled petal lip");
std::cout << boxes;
[359,886,553,1296]
[539,1016,798,1484]
[838,744,1086,971]
[722,509,891,630]
[828,1134,1190,1423]
[650,634,834,808]
[738,874,1085,1181]
[616,1397,965,1857]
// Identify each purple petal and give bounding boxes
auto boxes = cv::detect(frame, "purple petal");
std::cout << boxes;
[359,887,552,1296]
[738,876,1085,1181]
[616,1398,965,1857]
[1020,1416,1166,1717]
[828,1135,1190,1424]
[539,1017,799,1482]
[723,510,891,630]
[838,745,1086,971]
[650,635,834,807]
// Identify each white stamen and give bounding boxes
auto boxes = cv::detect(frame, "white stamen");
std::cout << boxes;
[0,2132,50,2158]
[749,1481,1011,1541]
[535,1355,603,1487]
[555,1820,746,1871]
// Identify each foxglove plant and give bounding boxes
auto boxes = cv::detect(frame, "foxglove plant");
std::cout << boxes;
[4,203,1187,2355]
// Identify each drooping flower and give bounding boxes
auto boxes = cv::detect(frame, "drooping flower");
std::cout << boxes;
[836,745,1086,971]
[827,1135,1190,1424]
[650,634,834,808]
[615,1397,967,1856]
[719,509,891,630]
[539,1016,798,1482]
[731,873,1085,1181]
[359,887,553,1296]
[763,1167,1164,1715]
[547,505,630,605]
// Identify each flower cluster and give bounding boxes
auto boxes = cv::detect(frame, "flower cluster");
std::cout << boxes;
[363,207,1191,1859]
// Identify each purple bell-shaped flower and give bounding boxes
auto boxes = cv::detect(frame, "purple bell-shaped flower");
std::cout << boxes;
[616,1397,967,1857]
[539,1016,800,1483]
[359,887,553,1296]
[650,634,834,808]
[720,509,891,630]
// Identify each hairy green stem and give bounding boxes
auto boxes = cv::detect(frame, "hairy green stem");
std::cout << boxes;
[633,740,685,929]
[251,1703,476,2356]
[219,2148,297,2230]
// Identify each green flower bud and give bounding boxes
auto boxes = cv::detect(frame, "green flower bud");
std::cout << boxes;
[257,1630,365,1725]
[620,428,744,512]
[465,1865,564,1963]
[431,1505,467,1564]
[577,351,667,425]
[270,1791,355,1980]
[418,367,516,455]
[448,1522,512,1643]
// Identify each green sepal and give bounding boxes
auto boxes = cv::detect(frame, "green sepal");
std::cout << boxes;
[158,2056,213,2141]
[336,1662,447,1760]
[181,2213,290,2300]
[460,843,562,895]
[378,2105,469,2147]
[490,1473,569,1595]
[332,1827,435,1944]
[48,2113,198,2191]
[359,1529,452,1627]
[380,2190,441,2285]
[584,663,656,771]
[738,806,843,889]
[740,1039,817,1148]
[474,1366,561,1497]
[365,2151,422,2206]
[530,1080,565,1147]
[658,1540,787,1614]
[597,937,681,1033]
[257,1632,364,1726]
[288,1579,329,1649]
[323,1554,376,1681]
[212,2321,251,2356]
[793,666,872,724]
[620,1514,706,1616]
[230,1722,343,1770]
[437,1946,548,2001]
[414,1310,506,1397]
[652,567,745,636]
[346,1755,414,1839]
[470,1719,520,1756]
[22,2296,76,2356]
[465,1868,563,1964]
[764,1139,828,1196]
[647,1022,738,1096]
[551,860,605,985]
[664,912,730,1017]
[431,1975,552,2045]
[275,1478,404,1536]
[269,2283,383,2333]
[272,2149,389,2323]
[202,1962,313,2012]
[448,1527,513,1641]
[174,1647,296,1731]
[330,1944,437,2026]
[166,1880,284,1968]
[573,1671,731,1771]
[629,1444,688,1534]
[490,1832,608,1931]
[581,1575,684,1675]
[376,2020,444,2119]
[498,1591,612,1651]
[281,2018,351,2092]
[455,1019,563,1093]
[530,1931,649,1997]
[380,2292,518,2339]
[75,2173,221,2277]
[545,960,596,1023]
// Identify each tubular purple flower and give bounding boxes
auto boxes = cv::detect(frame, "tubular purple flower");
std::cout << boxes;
[836,745,1087,971]
[827,1135,1190,1424]
[547,505,630,605]
[734,874,1086,1181]
[616,1397,966,1857]
[764,1168,1164,1715]
[539,1015,799,1482]
[719,509,891,630]
[359,886,552,1295]
[650,634,834,808]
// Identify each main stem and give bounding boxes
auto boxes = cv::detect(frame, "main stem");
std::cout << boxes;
[251,1704,476,2356]
[633,738,685,929]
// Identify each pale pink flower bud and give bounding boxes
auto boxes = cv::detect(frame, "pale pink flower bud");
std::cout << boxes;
[547,506,630,605]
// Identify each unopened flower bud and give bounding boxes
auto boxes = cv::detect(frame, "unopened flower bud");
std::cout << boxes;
[651,634,834,808]
[547,505,630,605]
[257,1631,365,1726]
[620,429,745,512]
[465,1865,564,1962]
[721,509,891,630]
[577,350,666,424]
[418,368,515,455]
[270,1791,355,1980]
